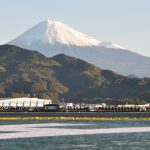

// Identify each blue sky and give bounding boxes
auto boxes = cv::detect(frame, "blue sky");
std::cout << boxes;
[0,0,150,56]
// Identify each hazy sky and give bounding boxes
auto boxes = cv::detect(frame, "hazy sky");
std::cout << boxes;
[0,0,150,56]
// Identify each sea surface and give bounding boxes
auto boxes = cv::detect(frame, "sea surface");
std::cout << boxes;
[0,120,150,150]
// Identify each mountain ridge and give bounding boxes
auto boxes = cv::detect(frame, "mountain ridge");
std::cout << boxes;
[0,45,150,104]
[8,20,150,77]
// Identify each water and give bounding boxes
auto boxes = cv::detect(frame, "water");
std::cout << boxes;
[0,120,150,149]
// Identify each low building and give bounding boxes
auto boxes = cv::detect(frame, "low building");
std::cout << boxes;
[0,97,52,108]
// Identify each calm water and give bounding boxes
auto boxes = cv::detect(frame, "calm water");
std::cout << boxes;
[0,120,150,150]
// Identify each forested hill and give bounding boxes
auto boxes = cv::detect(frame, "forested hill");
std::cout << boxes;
[0,45,150,104]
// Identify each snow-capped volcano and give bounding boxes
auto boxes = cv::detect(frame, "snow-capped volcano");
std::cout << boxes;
[9,20,101,47]
[8,20,150,77]
[8,20,124,49]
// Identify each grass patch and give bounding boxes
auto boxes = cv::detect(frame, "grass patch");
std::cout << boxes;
[1,117,150,121]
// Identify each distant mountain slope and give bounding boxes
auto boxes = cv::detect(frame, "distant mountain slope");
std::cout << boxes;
[8,20,150,77]
[0,45,150,104]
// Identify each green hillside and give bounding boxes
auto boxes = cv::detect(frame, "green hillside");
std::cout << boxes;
[0,45,150,104]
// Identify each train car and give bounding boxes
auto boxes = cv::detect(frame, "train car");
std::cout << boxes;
[43,104,59,112]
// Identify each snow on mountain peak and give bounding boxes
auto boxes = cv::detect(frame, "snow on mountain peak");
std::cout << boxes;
[8,19,125,50]
[9,20,101,47]
[99,42,125,49]
[46,20,101,46]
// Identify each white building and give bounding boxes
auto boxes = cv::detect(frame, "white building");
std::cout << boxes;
[0,97,52,108]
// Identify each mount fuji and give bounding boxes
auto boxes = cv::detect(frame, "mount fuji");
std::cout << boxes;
[8,20,150,77]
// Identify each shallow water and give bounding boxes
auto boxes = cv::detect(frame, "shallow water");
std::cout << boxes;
[0,120,150,149]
